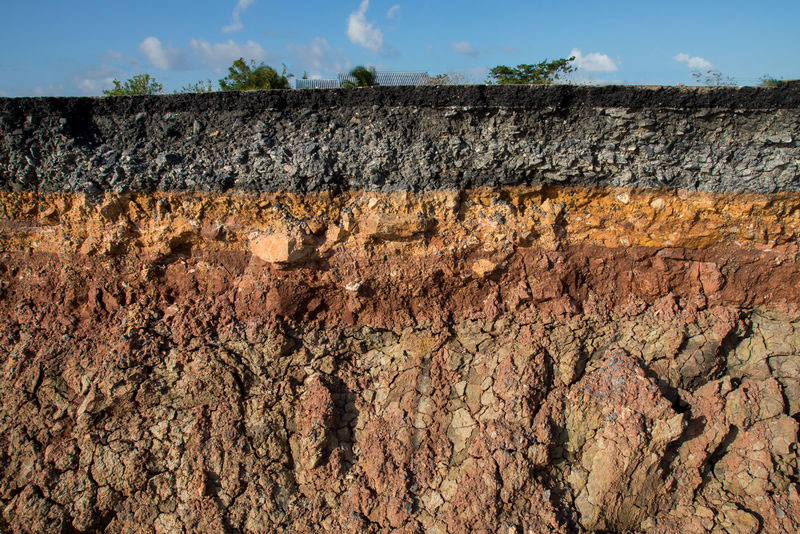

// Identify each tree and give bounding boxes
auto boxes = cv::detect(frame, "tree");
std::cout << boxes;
[487,57,576,85]
[218,58,290,91]
[103,74,163,96]
[341,66,377,88]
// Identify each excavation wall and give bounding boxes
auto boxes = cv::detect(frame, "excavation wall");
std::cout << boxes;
[1,85,800,533]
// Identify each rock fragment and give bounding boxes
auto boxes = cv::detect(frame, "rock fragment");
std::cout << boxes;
[250,231,314,264]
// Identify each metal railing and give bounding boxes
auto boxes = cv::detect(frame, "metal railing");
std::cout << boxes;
[295,72,431,89]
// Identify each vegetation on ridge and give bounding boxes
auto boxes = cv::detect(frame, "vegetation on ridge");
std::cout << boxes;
[99,56,792,96]
[341,65,378,88]
[487,57,576,85]
[102,74,163,96]
[218,58,290,91]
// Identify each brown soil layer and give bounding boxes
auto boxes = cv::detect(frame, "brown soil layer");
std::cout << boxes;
[2,186,800,533]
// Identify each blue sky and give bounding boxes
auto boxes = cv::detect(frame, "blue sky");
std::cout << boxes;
[1,0,798,96]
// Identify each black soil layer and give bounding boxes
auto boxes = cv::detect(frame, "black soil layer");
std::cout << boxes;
[1,85,799,194]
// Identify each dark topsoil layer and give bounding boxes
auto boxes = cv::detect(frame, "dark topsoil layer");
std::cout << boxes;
[3,83,800,115]
[2,84,799,193]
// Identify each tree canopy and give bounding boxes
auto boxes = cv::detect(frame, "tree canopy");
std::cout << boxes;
[103,74,163,96]
[218,58,290,91]
[487,57,576,85]
[341,66,377,88]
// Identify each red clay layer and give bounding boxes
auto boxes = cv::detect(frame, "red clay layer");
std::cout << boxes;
[2,244,799,533]
[1,243,798,336]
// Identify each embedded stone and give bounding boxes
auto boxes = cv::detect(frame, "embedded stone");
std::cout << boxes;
[250,231,314,264]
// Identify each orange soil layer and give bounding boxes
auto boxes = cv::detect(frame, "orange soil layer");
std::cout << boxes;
[1,186,799,257]
[2,185,798,326]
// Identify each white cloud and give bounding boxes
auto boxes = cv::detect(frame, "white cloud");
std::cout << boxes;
[71,65,122,95]
[347,0,384,53]
[76,77,114,94]
[387,4,400,19]
[0,89,6,97]
[189,38,274,72]
[100,49,123,63]
[287,37,351,77]
[139,37,188,70]
[137,35,277,74]
[222,0,256,33]
[222,21,242,34]
[99,49,140,67]
[674,53,712,70]
[451,41,478,56]
[570,48,618,72]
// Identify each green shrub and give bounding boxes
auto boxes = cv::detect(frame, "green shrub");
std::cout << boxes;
[341,66,377,88]
[103,74,163,96]
[219,59,290,91]
[176,80,215,94]
[487,57,576,85]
